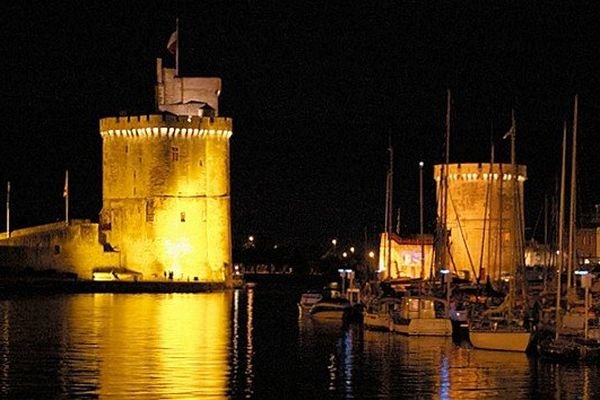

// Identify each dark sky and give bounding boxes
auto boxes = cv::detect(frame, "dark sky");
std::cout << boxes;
[2,1,600,249]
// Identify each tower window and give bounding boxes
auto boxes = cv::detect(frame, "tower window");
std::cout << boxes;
[125,145,128,153]
[146,200,155,222]
[180,212,186,222]
[172,147,179,161]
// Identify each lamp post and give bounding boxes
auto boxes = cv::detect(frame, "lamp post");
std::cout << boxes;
[419,161,424,280]
[577,270,592,340]
[441,269,451,313]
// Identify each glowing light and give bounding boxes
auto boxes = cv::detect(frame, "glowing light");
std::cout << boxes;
[350,247,355,253]
[342,252,348,258]
[368,251,375,258]
[164,239,193,278]
[248,236,254,242]
[440,269,450,274]
[332,239,337,246]
[419,161,424,168]
[575,270,589,275]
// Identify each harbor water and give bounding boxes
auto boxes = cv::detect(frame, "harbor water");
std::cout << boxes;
[1,285,598,399]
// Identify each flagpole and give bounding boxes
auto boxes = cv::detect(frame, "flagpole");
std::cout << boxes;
[175,17,179,76]
[6,181,10,238]
[64,170,69,226]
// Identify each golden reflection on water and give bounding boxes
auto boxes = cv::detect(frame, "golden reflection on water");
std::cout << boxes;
[84,293,232,398]
[0,303,9,393]
[245,287,254,398]
[3,291,600,399]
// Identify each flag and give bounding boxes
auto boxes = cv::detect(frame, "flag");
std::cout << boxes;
[63,170,69,198]
[502,125,515,140]
[167,30,177,54]
[503,110,516,139]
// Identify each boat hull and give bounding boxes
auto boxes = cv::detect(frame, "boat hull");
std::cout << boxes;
[310,310,347,320]
[364,313,393,331]
[393,318,452,336]
[469,330,531,352]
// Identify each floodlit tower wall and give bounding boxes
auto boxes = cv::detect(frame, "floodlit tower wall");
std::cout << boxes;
[100,115,232,284]
[99,57,233,285]
[434,163,527,282]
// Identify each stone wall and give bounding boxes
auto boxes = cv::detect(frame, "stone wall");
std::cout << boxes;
[434,163,527,281]
[0,220,119,279]
[99,115,232,283]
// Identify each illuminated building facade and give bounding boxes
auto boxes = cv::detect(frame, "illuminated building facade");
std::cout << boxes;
[99,58,233,284]
[434,163,526,282]
[378,233,434,280]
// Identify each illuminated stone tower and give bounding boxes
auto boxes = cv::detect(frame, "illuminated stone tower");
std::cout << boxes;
[434,163,526,282]
[99,56,232,284]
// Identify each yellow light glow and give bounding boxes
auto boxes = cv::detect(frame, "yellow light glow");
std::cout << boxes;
[89,293,232,397]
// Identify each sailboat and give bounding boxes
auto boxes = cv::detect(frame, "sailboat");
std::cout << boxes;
[537,96,600,362]
[468,111,533,352]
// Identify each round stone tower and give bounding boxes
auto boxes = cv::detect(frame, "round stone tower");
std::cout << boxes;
[99,58,232,284]
[434,163,527,282]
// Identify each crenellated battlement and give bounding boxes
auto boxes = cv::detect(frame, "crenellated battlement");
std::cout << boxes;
[99,114,232,139]
[433,163,527,182]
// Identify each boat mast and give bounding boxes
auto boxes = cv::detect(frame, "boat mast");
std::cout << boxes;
[385,134,394,279]
[567,95,578,289]
[508,111,517,315]
[555,121,567,340]
[480,139,494,283]
[439,90,451,276]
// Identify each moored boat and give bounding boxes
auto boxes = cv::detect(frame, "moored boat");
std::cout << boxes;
[363,296,402,331]
[391,296,452,336]
[309,297,352,320]
[469,318,532,352]
[298,291,323,312]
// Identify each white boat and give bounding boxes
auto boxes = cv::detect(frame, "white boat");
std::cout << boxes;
[363,297,402,331]
[298,291,323,312]
[309,297,352,320]
[469,318,532,352]
[391,296,452,336]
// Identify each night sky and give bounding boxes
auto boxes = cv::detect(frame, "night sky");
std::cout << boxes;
[2,1,600,251]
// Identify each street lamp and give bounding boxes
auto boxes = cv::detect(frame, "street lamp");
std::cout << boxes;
[419,161,424,281]
[440,269,452,309]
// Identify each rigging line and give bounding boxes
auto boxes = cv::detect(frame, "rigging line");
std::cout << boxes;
[530,200,545,242]
[447,187,479,281]
[478,146,494,281]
